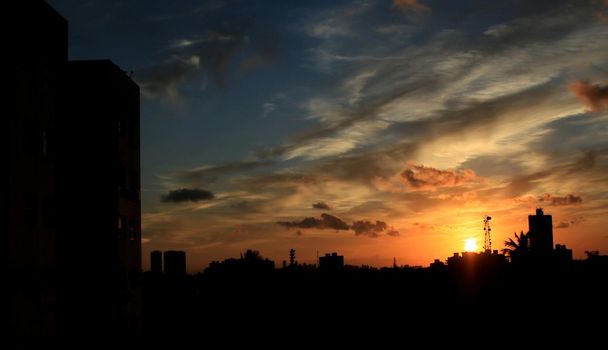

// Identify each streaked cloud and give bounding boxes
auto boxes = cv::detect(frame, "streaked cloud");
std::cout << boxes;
[539,194,583,206]
[401,164,480,191]
[161,188,215,203]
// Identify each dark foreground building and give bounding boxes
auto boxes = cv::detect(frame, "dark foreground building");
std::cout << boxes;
[6,1,141,343]
[6,0,67,341]
[56,60,142,341]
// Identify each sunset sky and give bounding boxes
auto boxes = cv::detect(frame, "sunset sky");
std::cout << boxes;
[49,0,608,272]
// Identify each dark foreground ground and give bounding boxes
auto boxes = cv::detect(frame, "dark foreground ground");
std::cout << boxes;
[141,259,607,345]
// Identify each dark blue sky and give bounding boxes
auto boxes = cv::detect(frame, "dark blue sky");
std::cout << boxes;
[48,0,608,271]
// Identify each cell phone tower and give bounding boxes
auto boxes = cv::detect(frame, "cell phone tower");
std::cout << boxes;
[484,215,492,253]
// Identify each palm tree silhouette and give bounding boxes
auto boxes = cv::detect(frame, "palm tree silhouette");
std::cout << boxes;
[502,230,530,262]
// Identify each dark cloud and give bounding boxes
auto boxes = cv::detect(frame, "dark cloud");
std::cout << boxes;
[312,201,331,210]
[569,81,608,112]
[392,0,431,13]
[136,56,199,101]
[556,216,585,229]
[556,221,570,229]
[278,214,399,238]
[136,22,278,100]
[401,164,479,190]
[277,213,350,231]
[539,194,583,206]
[161,188,215,203]
[598,0,608,21]
[386,228,400,237]
[351,220,388,237]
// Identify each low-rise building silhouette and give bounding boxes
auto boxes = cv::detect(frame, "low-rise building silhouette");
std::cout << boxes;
[164,251,187,275]
[151,250,163,273]
[319,252,344,271]
[554,244,573,263]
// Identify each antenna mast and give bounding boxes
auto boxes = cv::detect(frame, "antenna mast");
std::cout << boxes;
[483,215,492,253]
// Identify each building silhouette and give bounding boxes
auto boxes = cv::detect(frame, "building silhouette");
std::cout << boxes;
[151,250,163,273]
[528,208,553,257]
[7,1,141,342]
[319,252,344,271]
[6,1,67,341]
[55,60,142,341]
[164,251,187,275]
[554,244,573,262]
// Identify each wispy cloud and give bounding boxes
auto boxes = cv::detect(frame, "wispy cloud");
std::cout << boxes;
[136,56,199,103]
[136,22,278,102]
[392,0,431,14]
[401,164,480,191]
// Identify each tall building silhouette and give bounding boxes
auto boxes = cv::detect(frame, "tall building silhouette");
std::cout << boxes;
[151,250,163,273]
[528,208,553,257]
[56,60,142,340]
[164,251,187,275]
[6,1,67,340]
[6,1,141,342]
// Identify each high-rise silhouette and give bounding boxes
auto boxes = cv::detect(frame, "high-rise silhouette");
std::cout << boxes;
[56,60,142,341]
[528,208,553,257]
[6,1,67,341]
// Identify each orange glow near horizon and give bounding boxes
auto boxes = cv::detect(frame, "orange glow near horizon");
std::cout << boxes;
[464,238,477,252]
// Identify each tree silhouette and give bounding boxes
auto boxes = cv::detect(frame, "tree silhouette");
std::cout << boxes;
[243,249,262,261]
[502,231,530,262]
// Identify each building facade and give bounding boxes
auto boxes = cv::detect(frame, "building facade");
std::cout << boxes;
[6,1,67,340]
[528,208,554,257]
[56,60,142,340]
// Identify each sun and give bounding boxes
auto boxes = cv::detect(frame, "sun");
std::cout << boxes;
[464,238,477,252]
